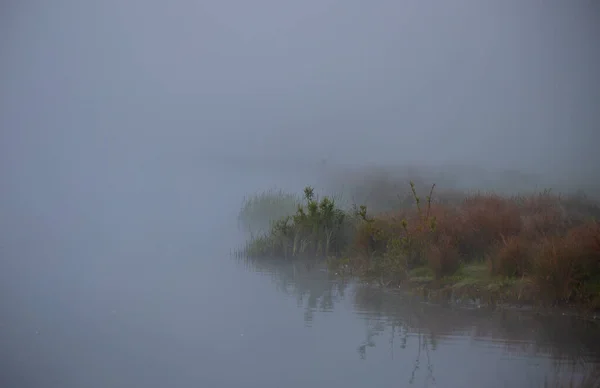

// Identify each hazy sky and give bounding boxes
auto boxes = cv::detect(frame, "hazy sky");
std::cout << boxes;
[1,0,599,211]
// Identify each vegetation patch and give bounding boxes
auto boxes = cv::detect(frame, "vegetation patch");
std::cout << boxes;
[239,187,355,259]
[237,174,600,311]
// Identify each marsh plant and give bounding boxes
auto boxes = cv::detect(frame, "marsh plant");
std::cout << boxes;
[238,175,600,309]
[237,189,301,235]
[343,182,440,286]
[242,186,353,259]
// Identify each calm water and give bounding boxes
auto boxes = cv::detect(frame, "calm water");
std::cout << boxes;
[2,165,599,388]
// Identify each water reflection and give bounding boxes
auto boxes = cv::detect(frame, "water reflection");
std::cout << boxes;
[242,257,600,387]
[239,257,349,326]
[353,286,600,362]
[353,286,600,386]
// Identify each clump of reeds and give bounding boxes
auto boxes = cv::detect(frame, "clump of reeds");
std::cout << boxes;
[237,189,301,235]
[241,186,352,259]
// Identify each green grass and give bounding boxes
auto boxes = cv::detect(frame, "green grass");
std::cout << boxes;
[449,263,489,285]
[408,266,434,281]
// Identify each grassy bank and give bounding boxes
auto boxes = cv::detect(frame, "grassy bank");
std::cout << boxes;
[238,179,600,311]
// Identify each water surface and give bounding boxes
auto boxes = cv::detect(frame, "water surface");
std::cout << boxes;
[2,165,599,388]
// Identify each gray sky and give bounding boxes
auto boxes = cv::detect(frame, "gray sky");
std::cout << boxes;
[1,0,599,222]
[2,0,599,167]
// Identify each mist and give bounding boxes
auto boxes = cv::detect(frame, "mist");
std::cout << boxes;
[2,0,598,249]
[1,1,599,387]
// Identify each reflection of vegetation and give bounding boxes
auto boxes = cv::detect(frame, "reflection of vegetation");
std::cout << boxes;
[358,319,437,385]
[541,363,600,388]
[408,327,436,386]
[241,255,600,387]
[353,286,600,362]
[353,285,600,387]
[239,256,349,326]
[357,319,385,360]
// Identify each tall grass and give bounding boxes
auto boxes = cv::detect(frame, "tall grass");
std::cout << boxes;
[237,189,301,235]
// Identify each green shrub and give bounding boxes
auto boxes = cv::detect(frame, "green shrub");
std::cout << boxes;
[242,186,354,259]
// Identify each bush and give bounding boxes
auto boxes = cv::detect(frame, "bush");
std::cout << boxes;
[457,194,522,258]
[488,235,533,278]
[426,234,461,280]
[242,187,352,259]
[532,221,600,304]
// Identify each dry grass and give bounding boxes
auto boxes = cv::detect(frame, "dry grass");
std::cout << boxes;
[532,222,600,305]
[346,187,600,308]
[488,235,533,278]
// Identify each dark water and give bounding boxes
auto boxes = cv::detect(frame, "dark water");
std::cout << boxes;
[2,166,599,388]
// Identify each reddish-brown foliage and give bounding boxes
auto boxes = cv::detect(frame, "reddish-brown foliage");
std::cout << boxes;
[488,235,533,278]
[426,233,461,280]
[458,194,522,257]
[342,181,600,308]
[357,189,600,299]
[518,192,569,238]
[530,221,600,304]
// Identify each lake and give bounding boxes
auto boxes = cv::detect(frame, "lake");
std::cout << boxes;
[1,163,599,388]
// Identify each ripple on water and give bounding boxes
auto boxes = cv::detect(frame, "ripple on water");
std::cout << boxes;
[237,256,600,387]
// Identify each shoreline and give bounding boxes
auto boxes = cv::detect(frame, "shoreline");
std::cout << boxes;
[241,254,600,320]
[239,177,600,313]
[328,260,600,319]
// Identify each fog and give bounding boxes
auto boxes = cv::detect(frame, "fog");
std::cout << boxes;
[1,1,599,387]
